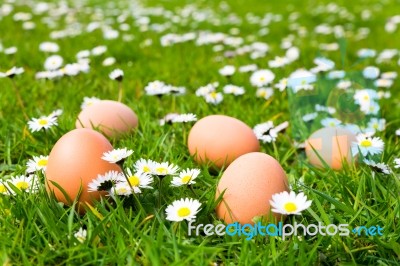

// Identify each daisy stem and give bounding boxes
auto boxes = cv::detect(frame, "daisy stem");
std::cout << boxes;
[172,95,176,112]
[158,177,162,208]
[117,81,123,102]
[188,185,197,197]
[11,79,28,120]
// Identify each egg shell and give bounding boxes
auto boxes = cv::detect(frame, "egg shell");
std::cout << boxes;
[305,127,356,170]
[45,128,122,213]
[76,100,138,139]
[216,152,289,224]
[188,115,260,168]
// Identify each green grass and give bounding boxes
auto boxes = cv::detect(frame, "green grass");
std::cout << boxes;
[1,0,400,265]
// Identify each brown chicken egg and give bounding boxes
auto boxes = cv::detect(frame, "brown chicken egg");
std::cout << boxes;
[305,127,356,170]
[45,128,122,213]
[76,100,138,139]
[188,115,260,168]
[216,152,289,224]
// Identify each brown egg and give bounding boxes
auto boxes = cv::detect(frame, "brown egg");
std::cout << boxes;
[45,128,122,213]
[305,127,356,170]
[76,100,138,139]
[188,115,260,168]
[216,152,289,224]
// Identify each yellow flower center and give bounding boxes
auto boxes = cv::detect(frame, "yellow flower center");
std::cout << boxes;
[117,187,128,194]
[38,119,48,126]
[177,207,191,217]
[156,167,167,175]
[0,184,7,193]
[360,139,372,147]
[210,92,217,99]
[259,90,266,97]
[260,76,265,81]
[284,202,297,213]
[143,166,151,173]
[128,176,140,187]
[181,175,192,184]
[363,95,369,101]
[372,124,378,129]
[16,181,29,190]
[37,159,48,167]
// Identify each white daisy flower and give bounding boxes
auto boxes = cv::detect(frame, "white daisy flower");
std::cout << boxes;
[238,64,257,73]
[315,104,336,114]
[4,46,17,55]
[381,71,397,79]
[253,121,278,143]
[351,134,384,157]
[394,158,400,169]
[101,148,134,164]
[133,159,157,174]
[287,69,316,91]
[364,159,392,175]
[165,198,201,222]
[171,113,197,123]
[110,182,133,196]
[195,83,217,97]
[256,87,274,100]
[159,113,179,126]
[166,85,186,95]
[357,48,376,58]
[102,57,116,66]
[74,228,87,243]
[321,118,342,128]
[327,70,346,80]
[76,50,90,59]
[0,66,24,78]
[337,80,352,90]
[171,168,200,187]
[44,55,63,70]
[353,89,379,109]
[26,155,49,173]
[269,191,312,215]
[223,84,245,95]
[119,168,153,193]
[361,100,380,115]
[362,66,380,79]
[374,78,393,88]
[88,170,122,192]
[204,92,223,105]
[8,175,39,194]
[144,80,170,96]
[396,129,400,136]
[250,69,275,87]
[153,162,179,176]
[49,109,63,118]
[268,56,289,68]
[81,96,101,109]
[91,45,107,56]
[274,78,288,92]
[39,42,59,53]
[367,118,386,132]
[27,114,58,132]
[302,112,318,122]
[109,69,124,81]
[0,181,10,195]
[218,65,235,76]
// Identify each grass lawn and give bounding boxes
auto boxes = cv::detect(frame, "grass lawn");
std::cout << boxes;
[1,0,400,265]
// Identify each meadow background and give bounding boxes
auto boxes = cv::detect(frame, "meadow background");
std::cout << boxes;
[1,0,400,265]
